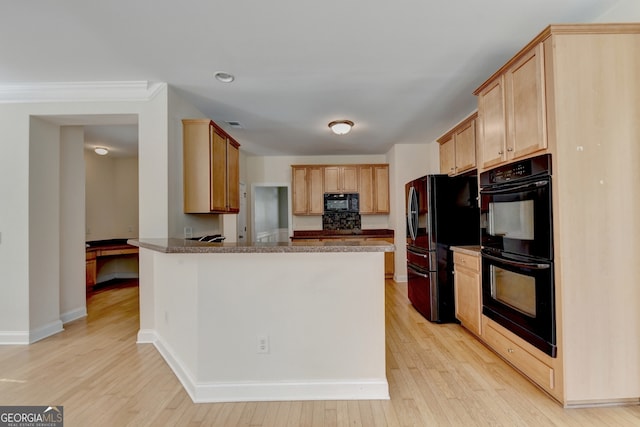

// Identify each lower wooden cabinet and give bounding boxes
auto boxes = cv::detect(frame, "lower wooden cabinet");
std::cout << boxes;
[86,250,97,288]
[453,249,481,336]
[482,316,558,399]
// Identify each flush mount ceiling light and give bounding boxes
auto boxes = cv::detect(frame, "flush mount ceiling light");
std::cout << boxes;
[328,120,354,135]
[94,147,109,155]
[214,71,235,83]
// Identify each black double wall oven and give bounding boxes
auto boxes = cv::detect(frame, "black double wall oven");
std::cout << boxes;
[480,154,556,357]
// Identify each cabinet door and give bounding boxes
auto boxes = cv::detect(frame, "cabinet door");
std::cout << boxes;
[374,165,390,213]
[226,139,240,212]
[506,43,547,159]
[323,166,339,193]
[358,165,375,214]
[341,166,359,192]
[308,166,324,215]
[478,77,507,169]
[454,118,476,173]
[292,167,309,215]
[454,263,481,336]
[210,127,228,212]
[439,136,455,175]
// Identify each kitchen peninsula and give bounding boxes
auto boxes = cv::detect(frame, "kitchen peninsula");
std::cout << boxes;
[129,238,393,403]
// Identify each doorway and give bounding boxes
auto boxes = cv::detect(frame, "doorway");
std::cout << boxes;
[251,184,292,243]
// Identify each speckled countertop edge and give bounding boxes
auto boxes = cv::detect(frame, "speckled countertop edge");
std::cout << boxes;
[128,238,395,254]
[450,245,481,256]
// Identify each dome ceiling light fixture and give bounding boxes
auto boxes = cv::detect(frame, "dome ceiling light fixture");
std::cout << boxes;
[94,147,109,155]
[214,71,235,83]
[328,120,354,135]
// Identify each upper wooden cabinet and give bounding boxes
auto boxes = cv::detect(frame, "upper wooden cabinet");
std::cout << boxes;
[323,166,358,193]
[437,113,477,175]
[358,164,390,214]
[292,164,389,215]
[292,165,324,215]
[183,119,240,213]
[475,43,547,170]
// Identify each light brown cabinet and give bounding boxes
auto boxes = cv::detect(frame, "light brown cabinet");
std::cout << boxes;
[472,24,640,406]
[86,250,96,289]
[452,249,481,337]
[358,164,390,214]
[476,43,546,170]
[292,165,324,215]
[323,166,358,193]
[292,164,389,215]
[182,119,240,213]
[438,113,477,175]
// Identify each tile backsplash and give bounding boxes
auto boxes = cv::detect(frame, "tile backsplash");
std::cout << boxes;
[322,212,361,231]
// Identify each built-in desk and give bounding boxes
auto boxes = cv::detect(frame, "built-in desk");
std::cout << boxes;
[85,239,139,288]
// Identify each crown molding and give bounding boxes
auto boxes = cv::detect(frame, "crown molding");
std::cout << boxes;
[0,81,166,103]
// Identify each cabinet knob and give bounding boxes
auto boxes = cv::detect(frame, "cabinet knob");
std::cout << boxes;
[507,348,514,353]
[507,147,514,152]
[498,150,504,155]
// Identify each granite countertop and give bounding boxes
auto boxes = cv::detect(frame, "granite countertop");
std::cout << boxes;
[291,229,394,239]
[129,238,395,254]
[450,245,481,256]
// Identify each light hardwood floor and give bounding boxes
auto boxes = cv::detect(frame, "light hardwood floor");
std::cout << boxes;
[1,279,639,426]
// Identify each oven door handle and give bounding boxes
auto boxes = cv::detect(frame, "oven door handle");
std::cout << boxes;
[480,180,549,195]
[482,252,551,270]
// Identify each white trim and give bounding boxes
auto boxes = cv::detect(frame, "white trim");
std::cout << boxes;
[0,81,166,103]
[136,329,158,344]
[153,336,197,401]
[191,380,390,403]
[29,320,64,343]
[60,307,87,324]
[152,333,389,403]
[0,331,29,345]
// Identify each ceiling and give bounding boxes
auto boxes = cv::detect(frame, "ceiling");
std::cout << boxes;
[0,0,622,157]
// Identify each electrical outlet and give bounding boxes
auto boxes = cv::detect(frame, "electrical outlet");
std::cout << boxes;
[257,335,269,354]
[184,226,193,238]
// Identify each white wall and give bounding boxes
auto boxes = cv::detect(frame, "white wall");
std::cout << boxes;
[60,126,87,324]
[595,0,640,21]
[167,87,223,239]
[85,152,139,241]
[245,154,389,233]
[387,141,440,282]
[0,83,170,343]
[29,117,64,342]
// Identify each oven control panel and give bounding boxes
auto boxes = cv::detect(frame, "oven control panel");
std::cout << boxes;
[480,154,552,186]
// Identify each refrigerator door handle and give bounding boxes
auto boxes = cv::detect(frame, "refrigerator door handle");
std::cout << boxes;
[407,186,418,241]
[407,264,429,278]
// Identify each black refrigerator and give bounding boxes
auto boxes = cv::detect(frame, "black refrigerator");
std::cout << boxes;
[405,174,479,323]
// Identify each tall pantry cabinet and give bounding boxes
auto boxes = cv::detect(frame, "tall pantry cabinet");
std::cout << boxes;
[474,24,640,406]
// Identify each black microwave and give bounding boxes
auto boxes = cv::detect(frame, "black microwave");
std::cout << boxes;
[324,193,359,213]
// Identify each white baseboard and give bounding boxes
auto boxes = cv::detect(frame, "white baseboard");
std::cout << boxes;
[60,307,87,324]
[191,380,390,403]
[29,320,64,343]
[136,329,158,344]
[0,331,29,344]
[152,333,389,403]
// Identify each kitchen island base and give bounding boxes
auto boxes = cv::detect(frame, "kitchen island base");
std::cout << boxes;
[133,242,390,403]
